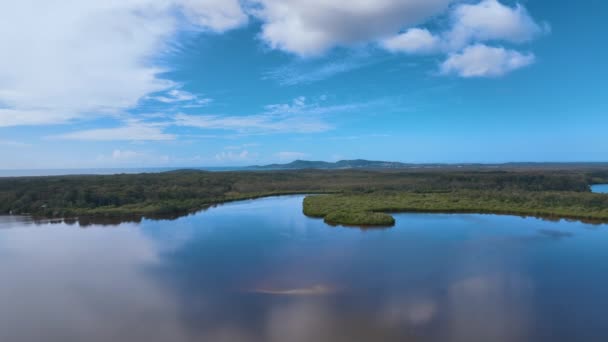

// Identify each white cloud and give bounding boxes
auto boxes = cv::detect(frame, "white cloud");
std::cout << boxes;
[0,0,549,133]
[251,0,452,56]
[48,97,369,141]
[148,88,213,107]
[0,0,245,127]
[174,97,365,134]
[188,0,548,64]
[381,28,441,54]
[275,151,308,161]
[177,0,248,32]
[379,0,546,77]
[174,112,332,134]
[440,44,535,78]
[0,109,82,127]
[152,89,196,103]
[263,55,374,86]
[50,122,176,141]
[446,0,548,50]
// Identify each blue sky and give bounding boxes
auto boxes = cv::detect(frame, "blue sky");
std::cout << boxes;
[0,0,606,169]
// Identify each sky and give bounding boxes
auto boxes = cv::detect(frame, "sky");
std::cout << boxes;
[0,0,606,169]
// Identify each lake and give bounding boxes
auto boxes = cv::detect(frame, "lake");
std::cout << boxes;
[591,184,608,193]
[1,195,607,342]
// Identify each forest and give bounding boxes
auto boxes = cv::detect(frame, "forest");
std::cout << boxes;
[1,167,607,226]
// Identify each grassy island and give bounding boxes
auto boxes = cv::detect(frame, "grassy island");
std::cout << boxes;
[1,167,608,226]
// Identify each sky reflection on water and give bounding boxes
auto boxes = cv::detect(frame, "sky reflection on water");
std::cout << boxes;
[1,196,607,342]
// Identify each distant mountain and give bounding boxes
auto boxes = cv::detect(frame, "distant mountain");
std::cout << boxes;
[250,159,420,170]
[248,160,608,171]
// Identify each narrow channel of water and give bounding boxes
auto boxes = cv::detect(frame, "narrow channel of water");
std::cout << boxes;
[591,184,608,193]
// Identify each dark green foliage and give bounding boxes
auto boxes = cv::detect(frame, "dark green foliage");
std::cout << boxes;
[303,191,608,226]
[322,210,395,227]
[0,168,605,225]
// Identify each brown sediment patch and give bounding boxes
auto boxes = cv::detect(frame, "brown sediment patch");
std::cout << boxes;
[248,284,336,296]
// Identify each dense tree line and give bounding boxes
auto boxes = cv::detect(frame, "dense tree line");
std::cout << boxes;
[304,189,608,226]
[0,169,603,221]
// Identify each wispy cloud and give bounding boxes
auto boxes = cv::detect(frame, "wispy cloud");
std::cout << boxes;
[327,133,392,140]
[174,113,332,134]
[146,88,213,107]
[174,96,366,135]
[49,121,175,141]
[224,143,260,150]
[46,96,385,141]
[263,55,375,86]
[96,149,170,166]
[0,108,89,127]
[0,140,31,147]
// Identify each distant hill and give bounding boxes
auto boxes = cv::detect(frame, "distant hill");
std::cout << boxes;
[251,159,431,170]
[249,160,608,171]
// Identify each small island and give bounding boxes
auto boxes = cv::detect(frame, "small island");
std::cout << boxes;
[1,162,608,227]
[303,190,608,226]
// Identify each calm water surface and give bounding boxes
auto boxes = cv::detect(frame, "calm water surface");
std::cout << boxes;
[591,184,608,193]
[1,195,608,342]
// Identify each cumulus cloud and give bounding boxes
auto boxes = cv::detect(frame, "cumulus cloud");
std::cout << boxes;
[254,0,545,79]
[379,0,546,77]
[0,0,246,127]
[251,0,545,61]
[381,28,441,54]
[0,0,549,133]
[445,0,548,50]
[251,0,452,56]
[440,44,535,78]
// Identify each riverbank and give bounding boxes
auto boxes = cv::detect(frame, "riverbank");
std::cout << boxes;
[2,169,608,225]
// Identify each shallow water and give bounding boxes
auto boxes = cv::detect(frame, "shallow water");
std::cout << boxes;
[591,184,608,193]
[1,195,607,342]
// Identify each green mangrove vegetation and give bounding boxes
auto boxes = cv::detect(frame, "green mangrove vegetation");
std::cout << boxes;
[303,190,608,226]
[0,167,607,226]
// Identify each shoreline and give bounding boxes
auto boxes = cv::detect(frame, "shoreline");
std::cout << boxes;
[2,169,607,227]
[4,191,608,228]
[302,192,608,227]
